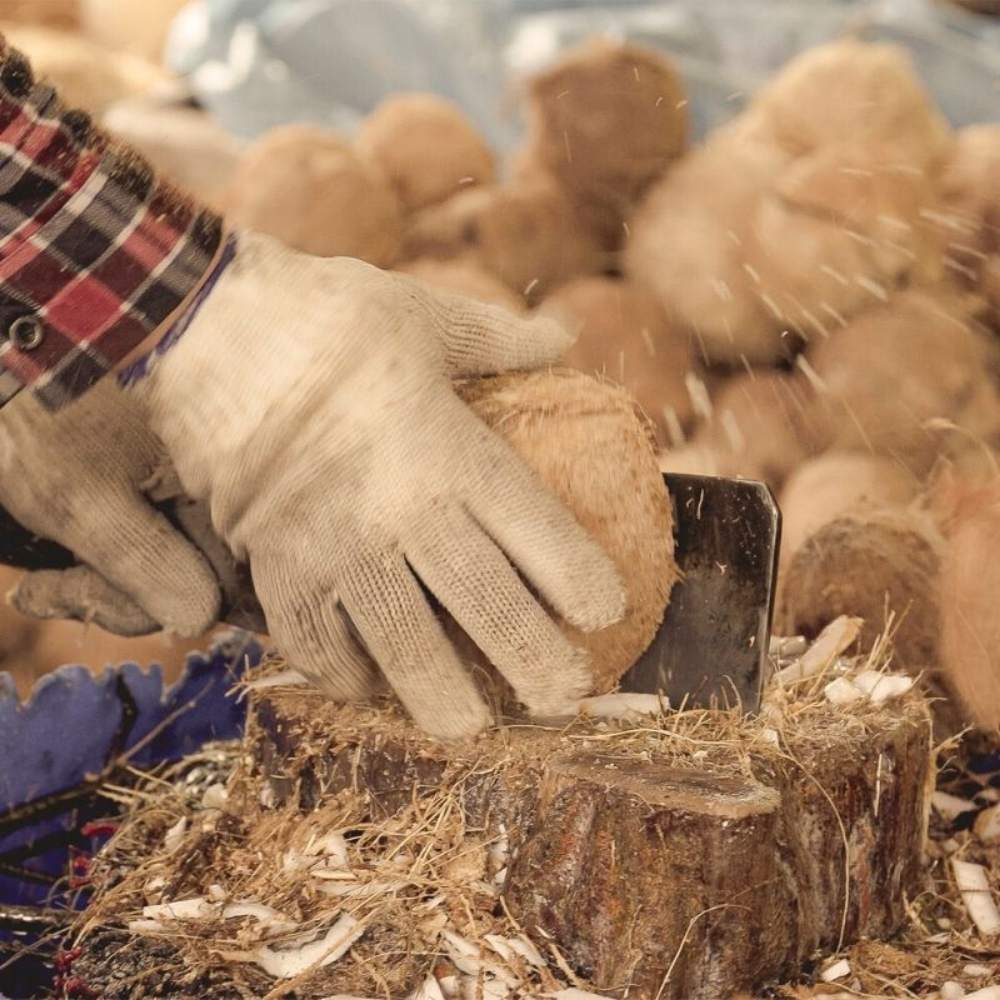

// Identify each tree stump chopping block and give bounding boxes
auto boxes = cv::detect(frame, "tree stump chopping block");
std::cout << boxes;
[247,688,932,998]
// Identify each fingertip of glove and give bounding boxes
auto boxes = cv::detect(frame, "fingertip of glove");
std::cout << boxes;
[521,645,593,718]
[412,695,492,741]
[561,561,627,634]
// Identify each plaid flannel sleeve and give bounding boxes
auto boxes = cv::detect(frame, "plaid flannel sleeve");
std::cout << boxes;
[0,38,223,411]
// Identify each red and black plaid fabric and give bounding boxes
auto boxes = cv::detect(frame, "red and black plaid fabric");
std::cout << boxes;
[0,39,223,411]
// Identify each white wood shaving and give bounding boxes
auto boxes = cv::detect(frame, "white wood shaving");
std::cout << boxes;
[577,693,668,720]
[964,963,992,977]
[163,816,187,853]
[852,671,914,705]
[975,804,1000,844]
[952,859,1000,936]
[933,792,978,821]
[201,783,229,810]
[245,914,365,979]
[142,897,217,921]
[967,988,1000,1000]
[774,616,862,685]
[244,669,309,691]
[940,983,965,1000]
[824,677,865,706]
[820,958,851,982]
[409,979,447,1000]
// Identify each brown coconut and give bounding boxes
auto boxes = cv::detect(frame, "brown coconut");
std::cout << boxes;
[356,93,495,213]
[400,176,605,301]
[626,40,951,366]
[688,371,818,490]
[79,0,187,63]
[227,124,403,267]
[938,479,1000,732]
[0,24,167,116]
[519,37,688,248]
[538,276,696,444]
[0,0,77,28]
[625,127,795,365]
[939,125,1000,325]
[395,256,526,313]
[777,503,944,671]
[456,368,677,695]
[804,287,1000,475]
[103,98,245,214]
[778,452,919,571]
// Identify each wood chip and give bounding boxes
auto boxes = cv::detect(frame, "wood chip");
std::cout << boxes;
[952,859,1000,937]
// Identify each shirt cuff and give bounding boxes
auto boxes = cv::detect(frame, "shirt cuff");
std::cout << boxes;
[0,40,223,411]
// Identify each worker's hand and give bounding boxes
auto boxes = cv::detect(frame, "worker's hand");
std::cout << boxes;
[0,381,221,637]
[135,231,625,738]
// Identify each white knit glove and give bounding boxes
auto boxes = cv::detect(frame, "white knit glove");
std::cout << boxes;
[134,231,625,738]
[0,380,221,636]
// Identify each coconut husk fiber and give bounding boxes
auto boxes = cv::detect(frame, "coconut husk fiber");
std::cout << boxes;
[356,92,495,213]
[456,369,677,695]
[400,175,606,301]
[537,276,697,445]
[226,124,403,267]
[518,37,688,249]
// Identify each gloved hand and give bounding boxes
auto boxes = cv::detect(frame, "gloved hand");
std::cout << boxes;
[133,231,625,738]
[0,380,222,637]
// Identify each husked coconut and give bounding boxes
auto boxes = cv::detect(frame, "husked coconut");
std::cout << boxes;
[939,125,1000,327]
[0,0,77,28]
[0,24,167,116]
[938,479,1000,732]
[103,98,245,213]
[401,177,605,301]
[227,125,403,267]
[396,257,526,313]
[779,452,919,569]
[626,40,951,365]
[79,0,187,63]
[777,503,944,671]
[356,93,495,213]
[519,38,687,248]
[456,369,678,695]
[689,371,818,489]
[804,287,1000,474]
[538,276,696,444]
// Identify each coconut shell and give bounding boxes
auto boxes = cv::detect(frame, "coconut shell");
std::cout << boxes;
[227,125,403,267]
[688,371,818,490]
[401,177,605,301]
[777,503,943,671]
[456,369,678,695]
[396,257,526,313]
[538,276,696,444]
[79,0,187,63]
[938,480,1000,732]
[356,93,495,213]
[519,38,687,248]
[0,23,167,115]
[804,287,1000,474]
[778,452,919,570]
